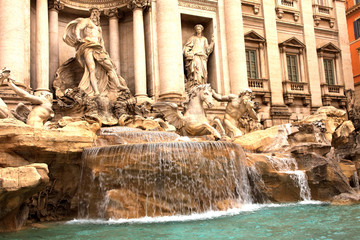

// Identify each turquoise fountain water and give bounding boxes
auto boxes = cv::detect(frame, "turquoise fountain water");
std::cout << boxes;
[1,203,360,240]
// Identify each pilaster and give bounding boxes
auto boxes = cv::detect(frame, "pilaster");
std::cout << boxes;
[334,0,354,90]
[263,0,289,124]
[223,0,248,94]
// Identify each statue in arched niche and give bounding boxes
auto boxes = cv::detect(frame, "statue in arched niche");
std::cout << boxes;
[62,7,128,98]
[183,24,214,90]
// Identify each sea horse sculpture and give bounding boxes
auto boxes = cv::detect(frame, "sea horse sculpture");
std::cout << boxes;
[154,84,225,139]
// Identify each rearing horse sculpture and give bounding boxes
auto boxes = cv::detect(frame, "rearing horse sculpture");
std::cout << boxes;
[153,84,225,139]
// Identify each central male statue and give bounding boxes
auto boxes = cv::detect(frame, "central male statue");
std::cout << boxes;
[63,8,128,97]
[183,24,214,89]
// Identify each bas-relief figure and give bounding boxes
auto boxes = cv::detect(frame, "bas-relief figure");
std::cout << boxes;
[62,8,128,98]
[183,24,214,90]
[212,88,262,138]
[154,84,225,139]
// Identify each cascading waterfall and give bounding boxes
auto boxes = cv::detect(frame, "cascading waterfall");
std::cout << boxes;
[79,135,256,219]
[99,127,180,144]
[266,155,311,201]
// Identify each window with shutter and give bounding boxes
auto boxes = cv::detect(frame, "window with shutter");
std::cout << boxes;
[354,19,360,39]
[246,49,258,79]
[324,59,335,85]
[286,54,299,82]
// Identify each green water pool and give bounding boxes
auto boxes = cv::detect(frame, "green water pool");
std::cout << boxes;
[1,203,360,240]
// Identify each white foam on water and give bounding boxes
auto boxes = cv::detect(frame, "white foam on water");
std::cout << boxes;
[68,201,327,225]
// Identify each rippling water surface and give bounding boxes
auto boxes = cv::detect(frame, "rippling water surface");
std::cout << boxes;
[1,203,360,240]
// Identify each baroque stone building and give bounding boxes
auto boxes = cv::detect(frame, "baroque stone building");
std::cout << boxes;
[0,0,354,127]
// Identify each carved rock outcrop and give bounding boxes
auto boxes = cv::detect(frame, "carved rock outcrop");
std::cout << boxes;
[0,118,97,231]
[0,164,49,232]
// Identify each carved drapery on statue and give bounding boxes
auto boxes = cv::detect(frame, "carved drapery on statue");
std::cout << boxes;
[61,17,127,99]
[183,24,214,90]
[53,9,131,125]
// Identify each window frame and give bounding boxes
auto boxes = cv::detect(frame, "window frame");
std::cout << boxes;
[354,18,360,40]
[245,49,259,79]
[323,58,335,85]
[286,54,299,82]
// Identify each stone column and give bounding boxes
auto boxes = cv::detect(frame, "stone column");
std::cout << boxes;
[334,0,354,90]
[128,1,148,100]
[156,0,183,101]
[49,0,64,91]
[36,0,50,94]
[301,0,322,109]
[104,8,121,75]
[0,0,25,83]
[223,0,248,94]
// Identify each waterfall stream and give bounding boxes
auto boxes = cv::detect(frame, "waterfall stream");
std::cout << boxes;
[266,155,311,201]
[79,132,257,219]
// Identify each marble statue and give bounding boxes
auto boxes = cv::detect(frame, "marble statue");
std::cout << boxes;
[212,88,261,138]
[183,24,214,90]
[154,84,225,139]
[0,68,12,118]
[62,8,128,98]
[7,79,54,128]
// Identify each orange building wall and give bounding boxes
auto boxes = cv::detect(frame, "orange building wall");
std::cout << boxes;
[346,0,360,84]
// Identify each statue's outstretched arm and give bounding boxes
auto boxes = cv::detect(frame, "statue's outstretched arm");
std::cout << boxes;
[212,90,233,102]
[7,80,43,105]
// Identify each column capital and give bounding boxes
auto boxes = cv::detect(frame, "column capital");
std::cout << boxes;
[48,0,64,12]
[127,0,150,11]
[104,8,123,19]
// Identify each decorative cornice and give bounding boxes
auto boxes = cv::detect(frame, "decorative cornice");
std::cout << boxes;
[178,0,217,12]
[346,3,360,16]
[127,0,150,11]
[49,0,65,11]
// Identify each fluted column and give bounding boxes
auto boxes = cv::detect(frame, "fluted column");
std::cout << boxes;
[128,1,148,99]
[36,0,50,94]
[104,8,121,75]
[0,0,25,83]
[49,0,64,91]
[156,0,183,101]
[223,0,248,94]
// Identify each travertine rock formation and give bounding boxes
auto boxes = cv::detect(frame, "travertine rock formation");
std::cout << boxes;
[0,118,97,231]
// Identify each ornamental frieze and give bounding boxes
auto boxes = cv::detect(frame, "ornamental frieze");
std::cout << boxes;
[60,0,128,10]
[178,0,217,12]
